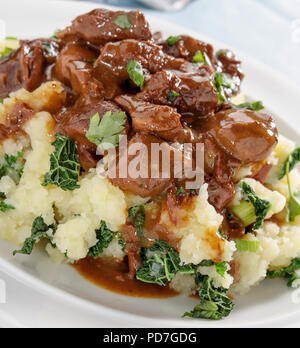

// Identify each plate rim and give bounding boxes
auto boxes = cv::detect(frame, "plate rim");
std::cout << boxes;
[0,0,300,328]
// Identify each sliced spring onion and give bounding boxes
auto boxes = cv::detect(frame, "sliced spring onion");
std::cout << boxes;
[235,239,261,253]
[231,199,256,227]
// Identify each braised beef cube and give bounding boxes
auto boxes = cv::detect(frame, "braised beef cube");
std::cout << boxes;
[215,49,244,97]
[94,39,187,99]
[137,68,219,116]
[56,97,129,152]
[207,177,235,212]
[198,108,278,164]
[57,9,152,45]
[115,94,187,143]
[53,43,103,99]
[161,35,214,64]
[109,133,192,197]
[0,40,46,98]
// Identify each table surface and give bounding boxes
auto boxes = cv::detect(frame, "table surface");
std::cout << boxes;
[1,0,300,328]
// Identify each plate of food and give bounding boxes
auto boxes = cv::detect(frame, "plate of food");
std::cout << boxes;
[0,0,300,328]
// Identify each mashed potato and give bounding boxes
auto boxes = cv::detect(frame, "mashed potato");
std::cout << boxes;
[0,83,127,261]
[0,83,300,298]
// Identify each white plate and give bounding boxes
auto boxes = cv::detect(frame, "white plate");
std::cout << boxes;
[0,0,300,328]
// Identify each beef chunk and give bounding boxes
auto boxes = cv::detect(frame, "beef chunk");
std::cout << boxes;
[115,94,187,143]
[53,42,103,99]
[196,108,278,164]
[109,133,192,197]
[0,40,44,98]
[161,35,214,64]
[137,68,219,116]
[215,49,244,98]
[56,98,129,170]
[57,9,152,45]
[94,39,187,99]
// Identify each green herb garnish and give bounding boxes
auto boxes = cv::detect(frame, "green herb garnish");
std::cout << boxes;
[126,59,144,88]
[113,14,132,28]
[0,152,24,182]
[128,205,146,240]
[0,201,15,212]
[193,51,211,66]
[279,147,300,180]
[183,274,234,320]
[278,148,300,222]
[233,181,271,230]
[13,216,56,256]
[166,35,181,46]
[42,134,80,191]
[136,240,194,286]
[88,221,114,258]
[267,258,300,287]
[215,262,228,278]
[167,90,180,102]
[86,111,126,150]
[232,101,264,111]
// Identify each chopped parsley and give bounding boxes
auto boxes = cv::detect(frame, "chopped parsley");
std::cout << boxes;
[232,101,264,111]
[13,216,56,256]
[42,134,80,191]
[215,261,228,278]
[193,51,211,66]
[214,72,227,104]
[136,240,194,286]
[175,186,187,197]
[267,258,300,288]
[184,273,234,320]
[166,35,181,46]
[113,14,132,28]
[167,90,180,102]
[128,204,146,240]
[87,221,114,258]
[86,111,126,150]
[126,59,144,88]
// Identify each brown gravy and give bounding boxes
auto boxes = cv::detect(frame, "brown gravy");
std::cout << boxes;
[73,256,178,298]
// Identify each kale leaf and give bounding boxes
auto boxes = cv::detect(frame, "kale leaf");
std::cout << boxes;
[267,258,300,287]
[278,149,300,222]
[86,111,126,150]
[128,204,146,240]
[183,274,234,320]
[88,221,114,258]
[13,216,56,256]
[240,181,271,230]
[42,134,80,191]
[0,152,24,182]
[136,240,194,286]
[278,147,300,180]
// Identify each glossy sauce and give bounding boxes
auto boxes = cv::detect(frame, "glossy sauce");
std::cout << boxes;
[73,257,178,298]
